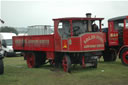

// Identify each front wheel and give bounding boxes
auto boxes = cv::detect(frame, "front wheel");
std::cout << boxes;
[120,48,128,66]
[62,55,71,73]
[0,59,4,74]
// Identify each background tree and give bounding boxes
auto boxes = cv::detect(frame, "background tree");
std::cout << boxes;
[0,26,18,35]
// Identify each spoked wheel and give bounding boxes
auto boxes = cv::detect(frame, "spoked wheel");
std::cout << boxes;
[120,48,128,66]
[26,52,38,68]
[62,55,71,73]
[26,52,45,68]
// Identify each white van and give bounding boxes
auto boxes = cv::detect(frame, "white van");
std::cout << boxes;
[0,32,16,57]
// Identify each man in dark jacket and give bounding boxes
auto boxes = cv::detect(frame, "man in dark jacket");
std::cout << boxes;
[92,23,98,32]
[0,18,4,74]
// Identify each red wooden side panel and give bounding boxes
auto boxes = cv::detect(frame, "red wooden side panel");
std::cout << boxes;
[13,35,54,51]
[81,33,105,51]
[13,36,24,50]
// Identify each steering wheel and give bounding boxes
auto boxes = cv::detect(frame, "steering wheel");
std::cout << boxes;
[73,26,80,32]
[73,26,80,36]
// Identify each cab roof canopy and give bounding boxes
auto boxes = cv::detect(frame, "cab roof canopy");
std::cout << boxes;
[53,17,104,21]
[108,16,128,21]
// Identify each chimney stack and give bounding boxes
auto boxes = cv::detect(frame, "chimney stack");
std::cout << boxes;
[86,13,92,32]
[86,13,91,18]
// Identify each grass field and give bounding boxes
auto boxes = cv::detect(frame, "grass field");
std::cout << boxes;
[0,57,128,85]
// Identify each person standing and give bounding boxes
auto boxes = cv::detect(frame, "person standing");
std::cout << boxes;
[0,18,4,74]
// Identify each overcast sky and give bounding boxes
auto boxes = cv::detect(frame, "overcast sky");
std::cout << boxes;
[0,0,128,27]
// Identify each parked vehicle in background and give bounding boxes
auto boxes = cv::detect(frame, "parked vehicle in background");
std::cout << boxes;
[27,25,54,35]
[103,16,128,65]
[0,32,17,57]
[18,33,28,36]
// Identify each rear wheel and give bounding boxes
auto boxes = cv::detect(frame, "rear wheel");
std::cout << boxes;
[26,52,36,68]
[0,59,4,74]
[120,48,128,66]
[26,52,42,68]
[62,55,71,73]
[103,49,117,62]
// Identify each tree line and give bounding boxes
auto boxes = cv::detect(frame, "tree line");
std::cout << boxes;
[0,26,18,35]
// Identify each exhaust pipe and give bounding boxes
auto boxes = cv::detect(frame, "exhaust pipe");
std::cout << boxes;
[86,13,92,32]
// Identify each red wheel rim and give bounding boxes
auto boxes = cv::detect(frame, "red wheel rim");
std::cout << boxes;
[122,51,128,65]
[82,56,85,68]
[26,53,35,68]
[62,57,67,72]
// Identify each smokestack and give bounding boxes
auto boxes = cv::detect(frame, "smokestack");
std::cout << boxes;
[86,13,91,18]
[86,13,92,32]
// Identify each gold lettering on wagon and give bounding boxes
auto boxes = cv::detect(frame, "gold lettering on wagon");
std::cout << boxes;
[15,40,49,45]
[27,40,49,45]
[84,35,104,44]
[83,35,104,49]
[84,44,104,48]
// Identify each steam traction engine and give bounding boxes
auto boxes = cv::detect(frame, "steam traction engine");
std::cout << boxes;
[13,13,106,72]
[103,16,128,65]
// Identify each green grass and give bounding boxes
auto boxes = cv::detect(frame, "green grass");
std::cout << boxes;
[0,57,128,85]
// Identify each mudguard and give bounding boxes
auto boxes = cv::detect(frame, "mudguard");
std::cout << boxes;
[118,45,128,58]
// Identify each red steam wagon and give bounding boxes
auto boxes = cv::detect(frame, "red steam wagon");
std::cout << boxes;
[102,15,128,65]
[13,13,106,72]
